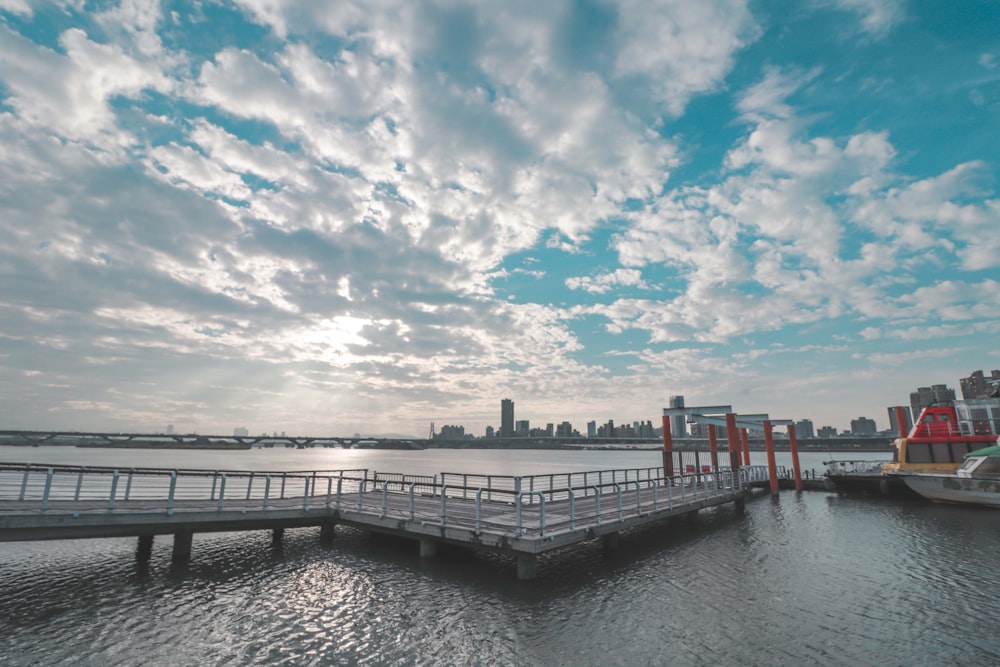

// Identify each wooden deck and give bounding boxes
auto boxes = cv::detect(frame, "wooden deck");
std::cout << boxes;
[0,463,749,579]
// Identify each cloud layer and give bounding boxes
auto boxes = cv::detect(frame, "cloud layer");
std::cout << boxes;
[0,1,997,436]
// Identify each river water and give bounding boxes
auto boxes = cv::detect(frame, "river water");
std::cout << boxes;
[2,446,999,666]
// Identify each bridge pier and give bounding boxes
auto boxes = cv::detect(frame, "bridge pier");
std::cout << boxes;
[320,522,336,544]
[136,535,154,562]
[419,539,438,558]
[172,531,193,562]
[272,528,284,545]
[516,553,537,581]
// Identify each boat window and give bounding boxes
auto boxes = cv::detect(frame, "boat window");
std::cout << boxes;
[974,458,1000,479]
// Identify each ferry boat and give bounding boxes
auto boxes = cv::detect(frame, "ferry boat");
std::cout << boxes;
[900,444,1000,507]
[826,399,1000,495]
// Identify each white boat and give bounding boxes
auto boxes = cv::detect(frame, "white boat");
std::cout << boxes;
[901,445,1000,507]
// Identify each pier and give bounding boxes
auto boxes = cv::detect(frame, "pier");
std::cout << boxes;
[0,461,756,580]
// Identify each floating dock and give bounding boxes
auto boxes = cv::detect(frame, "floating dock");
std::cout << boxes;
[0,462,762,580]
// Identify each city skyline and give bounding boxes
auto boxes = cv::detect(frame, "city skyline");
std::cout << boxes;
[1,3,999,437]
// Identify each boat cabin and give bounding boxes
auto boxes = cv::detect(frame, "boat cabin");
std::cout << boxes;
[956,445,1000,480]
[889,403,998,470]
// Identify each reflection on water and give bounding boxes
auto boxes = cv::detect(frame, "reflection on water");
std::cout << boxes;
[2,447,999,665]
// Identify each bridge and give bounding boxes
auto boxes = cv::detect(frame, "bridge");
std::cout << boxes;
[0,429,895,451]
[0,459,758,580]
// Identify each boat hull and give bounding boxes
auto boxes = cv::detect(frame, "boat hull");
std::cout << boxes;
[901,474,1000,507]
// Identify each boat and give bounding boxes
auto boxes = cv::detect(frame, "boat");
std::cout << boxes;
[826,400,999,495]
[900,444,1000,507]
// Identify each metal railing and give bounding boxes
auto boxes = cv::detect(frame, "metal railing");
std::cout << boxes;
[0,463,745,540]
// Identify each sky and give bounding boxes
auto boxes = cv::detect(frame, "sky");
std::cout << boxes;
[0,0,998,438]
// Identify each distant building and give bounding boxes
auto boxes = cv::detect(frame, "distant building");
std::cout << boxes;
[794,419,814,439]
[668,395,686,437]
[165,424,174,435]
[500,399,514,438]
[586,420,597,438]
[556,421,573,437]
[545,423,554,437]
[960,370,1000,399]
[850,417,877,436]
[436,424,466,440]
[515,420,529,436]
[485,425,495,438]
[233,426,248,437]
[817,426,838,438]
[886,406,913,436]
[910,384,955,417]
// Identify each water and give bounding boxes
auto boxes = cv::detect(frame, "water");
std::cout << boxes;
[2,446,999,666]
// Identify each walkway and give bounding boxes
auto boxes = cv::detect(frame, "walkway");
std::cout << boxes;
[0,463,748,579]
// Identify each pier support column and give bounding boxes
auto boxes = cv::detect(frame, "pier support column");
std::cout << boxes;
[172,531,193,563]
[516,553,538,581]
[272,528,285,545]
[787,424,803,491]
[734,496,746,514]
[764,421,779,496]
[661,415,674,479]
[419,539,438,558]
[319,522,336,544]
[136,535,154,562]
[602,531,620,551]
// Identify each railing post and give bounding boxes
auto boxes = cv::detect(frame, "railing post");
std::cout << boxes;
[264,474,272,509]
[380,485,388,517]
[108,469,120,510]
[217,473,227,511]
[440,485,448,525]
[167,471,177,515]
[246,472,254,500]
[475,488,483,534]
[325,477,332,508]
[614,483,623,522]
[19,465,30,501]
[357,479,367,511]
[336,476,343,509]
[409,483,415,520]
[515,492,523,533]
[568,488,576,530]
[124,470,134,500]
[41,468,53,511]
[280,473,287,499]
[74,471,83,501]
[303,476,310,511]
[210,472,218,500]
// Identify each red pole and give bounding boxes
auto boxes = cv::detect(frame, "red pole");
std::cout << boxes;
[708,424,719,472]
[725,414,741,475]
[661,415,674,478]
[741,428,751,466]
[764,420,779,495]
[788,423,802,491]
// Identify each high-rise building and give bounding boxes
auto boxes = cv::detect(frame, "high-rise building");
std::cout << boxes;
[586,420,597,438]
[910,384,956,417]
[960,370,1000,399]
[887,406,913,436]
[515,420,530,436]
[500,398,514,437]
[850,416,877,435]
[794,419,815,438]
[668,395,686,437]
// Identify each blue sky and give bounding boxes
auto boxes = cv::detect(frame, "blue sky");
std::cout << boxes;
[0,0,997,437]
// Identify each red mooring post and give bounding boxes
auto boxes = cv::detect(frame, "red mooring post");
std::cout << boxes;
[661,415,674,478]
[725,413,741,472]
[708,424,719,472]
[763,420,779,495]
[788,423,802,491]
[741,428,751,466]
